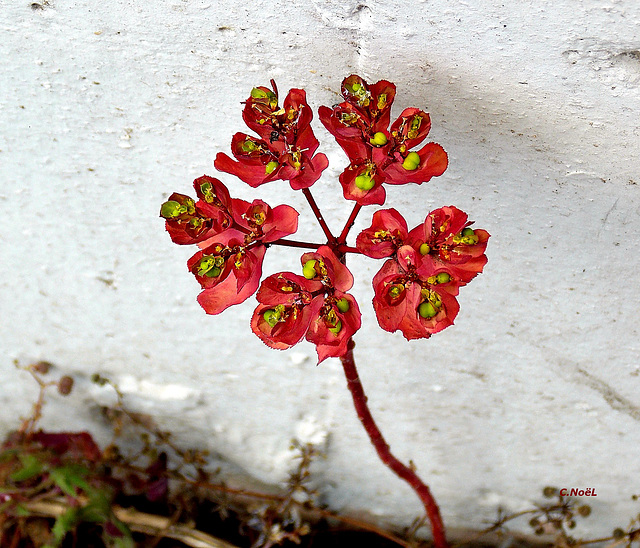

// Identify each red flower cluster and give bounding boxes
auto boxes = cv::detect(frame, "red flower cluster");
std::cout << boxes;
[319,75,449,205]
[214,81,329,190]
[160,175,299,314]
[161,76,488,360]
[356,206,489,340]
[251,246,361,363]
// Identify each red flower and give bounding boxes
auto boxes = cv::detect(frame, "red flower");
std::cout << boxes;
[319,75,448,205]
[356,208,409,258]
[251,273,324,350]
[408,206,490,284]
[299,246,353,292]
[372,255,460,341]
[187,230,267,315]
[215,81,328,190]
[338,160,388,206]
[229,198,299,243]
[306,292,361,362]
[160,176,233,245]
[166,182,301,316]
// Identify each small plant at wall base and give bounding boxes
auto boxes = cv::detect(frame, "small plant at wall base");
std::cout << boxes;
[160,74,491,548]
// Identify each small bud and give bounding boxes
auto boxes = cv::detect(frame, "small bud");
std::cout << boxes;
[436,272,451,284]
[568,520,576,529]
[402,151,420,171]
[370,132,388,146]
[336,298,350,313]
[328,320,342,335]
[577,505,591,517]
[265,161,278,174]
[302,260,317,279]
[58,376,74,396]
[33,361,52,374]
[355,173,375,191]
[462,227,475,237]
[529,517,540,528]
[419,243,431,255]
[418,301,437,319]
[612,528,625,540]
[542,486,557,498]
[263,309,279,328]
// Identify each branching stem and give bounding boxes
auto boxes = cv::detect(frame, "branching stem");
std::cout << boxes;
[302,188,336,244]
[339,340,449,548]
[337,203,362,245]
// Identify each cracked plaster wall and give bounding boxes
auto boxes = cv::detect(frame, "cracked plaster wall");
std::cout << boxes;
[1,0,640,538]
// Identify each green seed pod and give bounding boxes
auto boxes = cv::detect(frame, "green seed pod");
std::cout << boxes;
[402,151,420,171]
[263,309,279,327]
[302,260,317,279]
[370,132,388,146]
[329,320,342,335]
[336,298,350,313]
[436,272,451,284]
[250,88,268,99]
[419,243,431,255]
[265,161,278,174]
[160,200,183,219]
[462,227,475,237]
[204,266,221,278]
[418,301,437,319]
[355,174,375,191]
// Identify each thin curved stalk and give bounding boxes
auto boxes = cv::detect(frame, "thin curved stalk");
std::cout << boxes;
[340,339,449,548]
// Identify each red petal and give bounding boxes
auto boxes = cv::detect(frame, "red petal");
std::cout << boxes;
[356,208,408,258]
[262,204,299,242]
[382,143,448,185]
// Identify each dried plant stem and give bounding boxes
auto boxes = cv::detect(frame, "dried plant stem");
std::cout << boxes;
[23,499,239,548]
[340,340,449,548]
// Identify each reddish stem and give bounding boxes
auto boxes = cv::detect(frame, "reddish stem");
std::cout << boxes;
[268,239,361,255]
[337,203,362,245]
[269,238,323,250]
[340,340,449,548]
[302,188,336,244]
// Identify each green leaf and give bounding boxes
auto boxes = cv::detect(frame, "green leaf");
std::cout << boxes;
[49,465,91,497]
[52,507,79,544]
[14,503,31,517]
[79,491,112,522]
[10,453,43,482]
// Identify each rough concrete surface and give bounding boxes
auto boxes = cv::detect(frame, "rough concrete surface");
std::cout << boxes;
[1,0,639,539]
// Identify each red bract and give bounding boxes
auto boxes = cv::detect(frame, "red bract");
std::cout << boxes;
[300,246,353,292]
[408,206,490,284]
[188,233,267,315]
[229,199,299,243]
[372,257,460,341]
[160,176,233,245]
[215,81,328,190]
[306,292,361,362]
[356,208,409,258]
[251,272,324,350]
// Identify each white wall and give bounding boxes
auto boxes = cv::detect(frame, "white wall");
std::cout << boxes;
[2,0,640,538]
